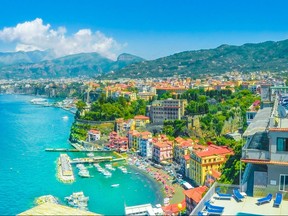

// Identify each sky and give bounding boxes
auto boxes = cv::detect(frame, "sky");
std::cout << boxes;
[0,0,288,60]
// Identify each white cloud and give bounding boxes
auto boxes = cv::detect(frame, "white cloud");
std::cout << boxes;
[0,18,123,60]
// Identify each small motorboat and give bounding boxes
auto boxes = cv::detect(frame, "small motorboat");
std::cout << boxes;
[111,184,120,188]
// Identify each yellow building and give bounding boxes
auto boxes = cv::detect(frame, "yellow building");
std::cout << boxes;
[133,115,150,129]
[189,144,233,186]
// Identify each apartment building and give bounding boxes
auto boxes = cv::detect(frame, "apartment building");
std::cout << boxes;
[241,93,288,198]
[149,98,187,124]
[189,144,234,186]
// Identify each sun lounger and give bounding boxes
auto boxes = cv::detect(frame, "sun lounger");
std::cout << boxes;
[204,201,224,211]
[233,188,245,201]
[257,193,272,205]
[215,188,232,200]
[206,207,224,215]
[273,193,282,207]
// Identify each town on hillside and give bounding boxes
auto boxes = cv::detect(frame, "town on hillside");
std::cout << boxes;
[4,72,288,215]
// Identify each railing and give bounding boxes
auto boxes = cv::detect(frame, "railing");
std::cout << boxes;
[242,149,270,160]
[190,183,240,216]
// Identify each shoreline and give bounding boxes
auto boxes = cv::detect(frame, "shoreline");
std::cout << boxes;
[127,156,185,206]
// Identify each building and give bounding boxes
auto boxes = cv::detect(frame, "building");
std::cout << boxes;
[152,140,173,163]
[149,98,187,124]
[18,202,99,216]
[115,118,132,135]
[125,203,163,215]
[246,100,260,125]
[189,144,234,186]
[87,129,101,142]
[139,134,153,159]
[108,132,128,152]
[183,186,207,215]
[241,93,288,198]
[133,115,150,129]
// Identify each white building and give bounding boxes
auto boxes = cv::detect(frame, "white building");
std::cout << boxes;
[87,129,101,142]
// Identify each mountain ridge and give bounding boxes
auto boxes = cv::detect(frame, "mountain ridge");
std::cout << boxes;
[107,39,288,79]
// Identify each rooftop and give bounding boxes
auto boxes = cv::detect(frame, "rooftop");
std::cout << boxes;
[204,193,288,215]
[243,107,272,137]
[184,186,208,203]
[194,144,234,158]
[18,202,99,216]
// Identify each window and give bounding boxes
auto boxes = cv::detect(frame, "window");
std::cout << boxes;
[279,174,288,192]
[277,138,288,151]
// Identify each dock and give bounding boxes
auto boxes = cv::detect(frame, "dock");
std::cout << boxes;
[57,154,75,183]
[45,148,113,153]
[70,156,126,164]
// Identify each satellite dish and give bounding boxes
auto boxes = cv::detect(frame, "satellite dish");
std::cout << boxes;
[278,105,287,118]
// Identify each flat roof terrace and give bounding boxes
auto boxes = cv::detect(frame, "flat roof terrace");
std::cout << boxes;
[207,195,288,215]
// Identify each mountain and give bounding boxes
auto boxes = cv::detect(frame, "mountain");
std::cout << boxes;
[0,50,55,66]
[0,52,144,79]
[106,39,288,79]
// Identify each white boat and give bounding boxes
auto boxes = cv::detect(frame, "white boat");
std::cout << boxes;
[62,116,69,120]
[111,184,120,187]
[78,169,90,178]
[118,166,128,174]
[102,170,112,177]
[87,152,94,157]
[105,164,116,171]
[65,192,89,210]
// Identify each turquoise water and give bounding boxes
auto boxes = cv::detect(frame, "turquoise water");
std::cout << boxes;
[0,94,162,215]
[236,213,264,216]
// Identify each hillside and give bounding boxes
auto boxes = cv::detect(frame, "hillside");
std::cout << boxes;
[0,52,144,79]
[106,39,288,78]
[0,50,55,66]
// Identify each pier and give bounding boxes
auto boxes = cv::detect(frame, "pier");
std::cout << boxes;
[70,156,126,164]
[57,154,75,183]
[45,148,113,153]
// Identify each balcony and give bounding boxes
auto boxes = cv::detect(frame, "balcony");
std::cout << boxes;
[242,148,270,160]
[242,131,270,161]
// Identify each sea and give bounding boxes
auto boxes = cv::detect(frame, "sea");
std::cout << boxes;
[0,94,163,215]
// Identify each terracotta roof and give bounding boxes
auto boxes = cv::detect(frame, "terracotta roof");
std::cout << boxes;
[241,159,288,166]
[134,115,149,120]
[153,141,172,148]
[211,169,221,179]
[183,186,208,203]
[162,200,186,214]
[269,128,288,132]
[194,144,234,158]
[89,129,100,134]
[184,155,190,161]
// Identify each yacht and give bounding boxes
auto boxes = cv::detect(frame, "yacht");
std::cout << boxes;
[78,169,90,178]
[65,191,89,210]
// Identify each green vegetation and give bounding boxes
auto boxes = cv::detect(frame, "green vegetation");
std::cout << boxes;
[80,95,147,121]
[215,137,246,185]
[163,120,189,138]
[107,39,288,79]
[70,123,91,141]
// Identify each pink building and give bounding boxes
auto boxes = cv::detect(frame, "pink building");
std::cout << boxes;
[152,140,173,163]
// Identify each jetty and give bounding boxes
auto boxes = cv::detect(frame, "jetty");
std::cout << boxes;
[45,148,113,153]
[70,156,126,164]
[57,154,75,183]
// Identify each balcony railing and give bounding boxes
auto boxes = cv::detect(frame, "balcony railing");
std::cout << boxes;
[242,148,270,160]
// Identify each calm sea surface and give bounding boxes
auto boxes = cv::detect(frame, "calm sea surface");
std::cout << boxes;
[0,94,162,215]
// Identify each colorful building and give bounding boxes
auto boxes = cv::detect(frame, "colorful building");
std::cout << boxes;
[184,186,208,215]
[152,140,173,163]
[189,144,234,185]
[108,132,128,152]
